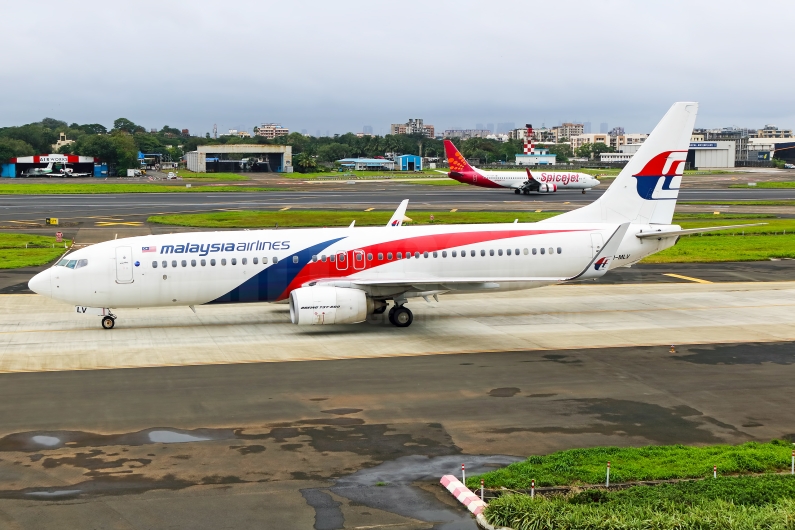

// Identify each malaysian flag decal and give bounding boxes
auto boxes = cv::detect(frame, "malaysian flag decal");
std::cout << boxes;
[142,246,156,253]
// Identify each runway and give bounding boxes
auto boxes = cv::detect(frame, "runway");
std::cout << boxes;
[0,184,793,228]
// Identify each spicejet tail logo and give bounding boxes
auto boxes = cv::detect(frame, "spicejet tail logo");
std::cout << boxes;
[594,257,610,271]
[632,151,687,200]
[448,151,468,172]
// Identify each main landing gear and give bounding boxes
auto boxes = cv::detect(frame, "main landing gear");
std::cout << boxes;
[101,311,117,330]
[388,304,413,328]
[514,189,520,194]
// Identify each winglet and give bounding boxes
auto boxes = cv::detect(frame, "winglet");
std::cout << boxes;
[387,199,409,227]
[569,223,631,281]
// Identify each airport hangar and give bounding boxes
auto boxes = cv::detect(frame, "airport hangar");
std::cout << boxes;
[186,144,292,173]
[1,154,104,177]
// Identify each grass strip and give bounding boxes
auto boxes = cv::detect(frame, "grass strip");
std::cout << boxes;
[0,233,71,269]
[729,182,795,188]
[147,210,558,228]
[681,200,795,206]
[0,184,279,195]
[405,179,464,186]
[178,171,248,181]
[486,492,795,530]
[470,441,794,489]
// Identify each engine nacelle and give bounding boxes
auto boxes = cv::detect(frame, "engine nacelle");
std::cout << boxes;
[539,182,557,193]
[289,286,371,325]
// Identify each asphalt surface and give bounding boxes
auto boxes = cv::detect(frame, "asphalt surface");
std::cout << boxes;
[1,342,794,529]
[1,185,794,227]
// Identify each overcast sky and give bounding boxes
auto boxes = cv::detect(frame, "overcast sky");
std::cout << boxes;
[2,0,793,136]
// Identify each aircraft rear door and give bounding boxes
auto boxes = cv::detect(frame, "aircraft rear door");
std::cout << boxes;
[590,234,604,258]
[115,246,134,284]
[335,251,348,271]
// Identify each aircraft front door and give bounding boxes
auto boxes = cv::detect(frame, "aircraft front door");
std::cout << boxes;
[335,251,348,271]
[590,234,604,258]
[352,249,365,270]
[115,246,134,284]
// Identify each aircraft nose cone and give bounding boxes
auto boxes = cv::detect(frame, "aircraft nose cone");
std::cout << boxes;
[28,269,52,297]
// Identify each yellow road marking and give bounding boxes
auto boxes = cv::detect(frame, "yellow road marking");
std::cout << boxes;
[450,208,458,212]
[364,208,375,211]
[663,273,713,284]
[564,202,570,204]
[279,207,291,211]
[535,209,542,213]
[7,220,40,225]
[95,222,143,227]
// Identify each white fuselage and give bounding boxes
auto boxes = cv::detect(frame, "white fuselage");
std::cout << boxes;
[33,222,675,309]
[454,167,599,191]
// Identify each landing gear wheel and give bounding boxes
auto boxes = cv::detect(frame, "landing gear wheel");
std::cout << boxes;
[101,316,115,330]
[523,189,530,195]
[391,306,413,328]
[582,189,586,194]
[388,306,398,325]
[514,189,520,194]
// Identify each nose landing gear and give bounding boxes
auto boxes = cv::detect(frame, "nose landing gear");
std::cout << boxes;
[101,311,117,329]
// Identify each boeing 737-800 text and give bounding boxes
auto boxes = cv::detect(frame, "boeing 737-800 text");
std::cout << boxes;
[29,102,759,329]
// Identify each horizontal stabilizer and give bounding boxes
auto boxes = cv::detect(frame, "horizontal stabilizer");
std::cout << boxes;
[571,223,631,280]
[635,223,767,239]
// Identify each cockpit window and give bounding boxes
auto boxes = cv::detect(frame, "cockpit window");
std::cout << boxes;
[57,259,69,266]
[66,260,77,269]
[74,259,88,269]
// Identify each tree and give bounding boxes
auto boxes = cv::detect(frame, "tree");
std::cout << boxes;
[546,143,573,163]
[575,143,593,158]
[74,131,139,173]
[0,138,35,163]
[591,142,614,158]
[317,143,350,163]
[0,124,57,153]
[293,152,319,173]
[81,123,108,135]
[113,118,142,134]
[37,118,68,130]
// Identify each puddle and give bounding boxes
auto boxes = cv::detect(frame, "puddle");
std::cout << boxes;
[26,490,81,498]
[148,431,210,444]
[488,387,520,398]
[31,435,60,447]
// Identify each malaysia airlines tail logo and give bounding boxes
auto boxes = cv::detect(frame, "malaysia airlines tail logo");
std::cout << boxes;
[391,220,400,226]
[594,257,610,271]
[632,151,687,200]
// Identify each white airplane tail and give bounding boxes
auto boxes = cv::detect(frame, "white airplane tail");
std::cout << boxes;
[547,102,698,225]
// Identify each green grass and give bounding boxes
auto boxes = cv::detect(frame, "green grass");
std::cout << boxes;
[177,170,248,181]
[147,210,558,228]
[729,182,795,188]
[405,179,464,186]
[287,169,445,179]
[486,490,795,530]
[0,233,71,269]
[681,200,795,206]
[0,184,279,195]
[470,441,794,489]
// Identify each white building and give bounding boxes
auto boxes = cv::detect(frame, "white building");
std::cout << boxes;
[515,146,556,165]
[571,133,611,150]
[255,124,289,139]
[689,141,735,168]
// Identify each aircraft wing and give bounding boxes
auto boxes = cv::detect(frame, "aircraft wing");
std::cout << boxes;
[635,223,767,239]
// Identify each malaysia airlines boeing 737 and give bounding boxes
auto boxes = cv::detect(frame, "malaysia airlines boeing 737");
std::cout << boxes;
[444,140,600,194]
[28,102,760,330]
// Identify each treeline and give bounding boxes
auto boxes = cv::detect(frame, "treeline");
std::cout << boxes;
[0,117,609,174]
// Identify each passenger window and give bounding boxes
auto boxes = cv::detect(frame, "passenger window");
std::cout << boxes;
[242,258,247,265]
[172,260,177,267]
[355,253,362,262]
[329,255,334,262]
[523,248,528,255]
[557,247,562,254]
[367,253,373,261]
[273,257,278,264]
[181,260,187,267]
[414,252,420,259]
[480,250,486,257]
[532,248,537,255]
[489,249,494,256]
[516,248,520,255]
[66,260,77,268]
[378,253,383,260]
[221,259,227,265]
[498,249,503,256]
[293,256,299,264]
[152,261,158,268]
[387,252,392,260]
[339,254,345,262]
[470,250,475,257]
[424,252,429,258]
[211,259,216,266]
[549,247,553,254]
[231,258,237,265]
[397,252,402,259]
[311,255,317,262]
[75,259,88,269]
[506,249,511,256]
[191,259,196,267]
[452,250,457,257]
[406,252,411,259]
[442,251,447,258]
[162,261,167,268]
[540,248,545,255]
[321,255,326,262]
[263,257,268,264]
[201,259,206,266]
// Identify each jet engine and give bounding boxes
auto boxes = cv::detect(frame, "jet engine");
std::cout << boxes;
[538,183,557,193]
[289,286,372,325]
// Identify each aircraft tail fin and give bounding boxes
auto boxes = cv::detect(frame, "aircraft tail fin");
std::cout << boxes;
[387,199,409,227]
[444,140,476,173]
[546,102,698,225]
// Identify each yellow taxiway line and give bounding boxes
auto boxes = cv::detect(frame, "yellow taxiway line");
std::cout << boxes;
[663,273,713,284]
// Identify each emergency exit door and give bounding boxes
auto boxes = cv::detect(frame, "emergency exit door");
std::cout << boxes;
[115,246,134,284]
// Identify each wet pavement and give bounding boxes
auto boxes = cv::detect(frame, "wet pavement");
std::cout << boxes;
[1,342,795,528]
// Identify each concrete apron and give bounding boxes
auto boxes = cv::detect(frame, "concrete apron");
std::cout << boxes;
[0,281,794,373]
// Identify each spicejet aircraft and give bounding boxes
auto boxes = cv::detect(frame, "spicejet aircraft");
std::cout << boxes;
[29,102,762,330]
[444,140,600,194]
